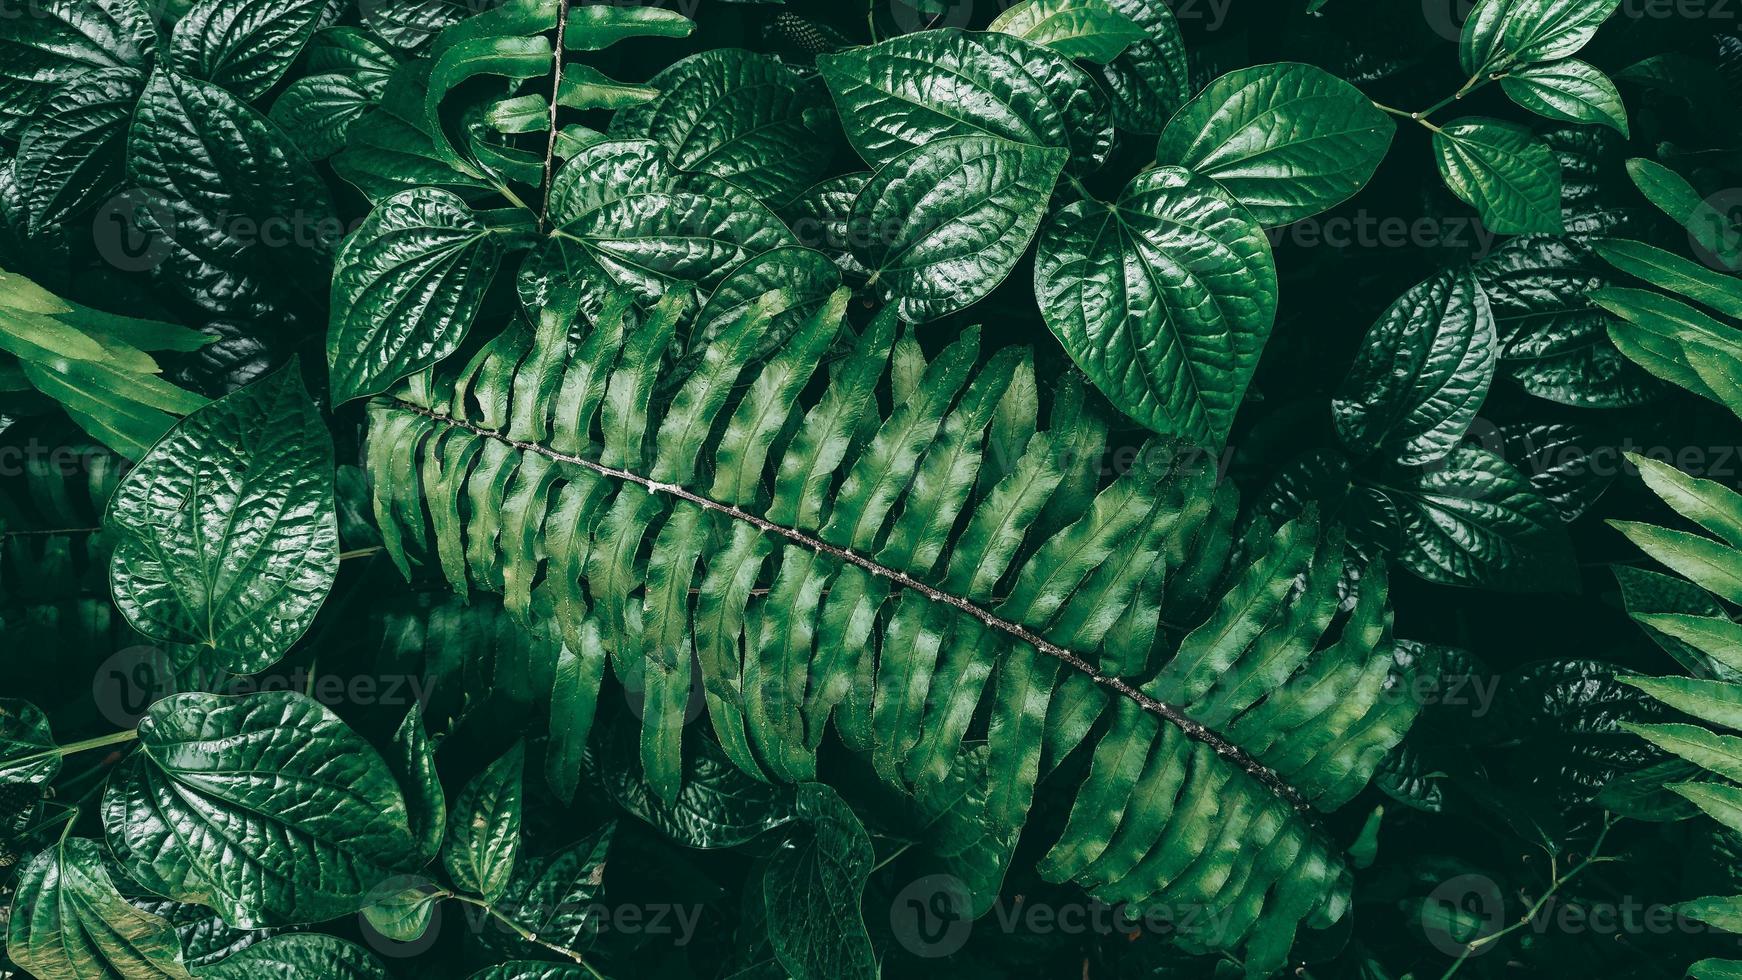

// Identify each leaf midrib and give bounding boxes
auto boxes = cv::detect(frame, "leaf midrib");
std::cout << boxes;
[391,397,1318,815]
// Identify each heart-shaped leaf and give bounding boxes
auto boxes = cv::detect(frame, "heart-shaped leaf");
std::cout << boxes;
[611,48,836,207]
[818,29,1111,175]
[1501,60,1629,136]
[1034,166,1278,447]
[6,838,192,980]
[444,741,524,903]
[103,691,421,928]
[988,0,1149,64]
[0,0,156,140]
[328,187,501,404]
[15,67,142,233]
[127,70,338,319]
[1155,62,1394,226]
[106,363,339,674]
[851,135,1067,322]
[170,0,330,101]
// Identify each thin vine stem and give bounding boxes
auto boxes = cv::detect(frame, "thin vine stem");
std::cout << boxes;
[7,728,139,771]
[538,0,572,234]
[442,892,606,979]
[1438,813,1624,979]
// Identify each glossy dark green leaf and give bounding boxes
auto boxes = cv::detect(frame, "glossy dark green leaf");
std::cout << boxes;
[328,187,501,404]
[603,726,799,849]
[361,880,440,943]
[106,364,337,674]
[169,0,330,101]
[0,699,56,785]
[444,741,524,903]
[779,173,871,278]
[1433,118,1563,235]
[692,246,842,360]
[272,75,382,160]
[546,139,797,306]
[199,934,389,979]
[1034,166,1278,447]
[15,67,142,233]
[1501,59,1628,136]
[362,0,472,50]
[1332,268,1497,465]
[762,784,874,980]
[6,838,192,980]
[0,0,156,140]
[389,703,446,862]
[102,691,421,928]
[332,61,499,204]
[611,49,835,207]
[850,135,1065,322]
[987,0,1148,64]
[126,70,338,319]
[1088,0,1190,133]
[1353,445,1577,591]
[466,964,591,980]
[1491,658,1672,805]
[818,29,1112,175]
[1461,0,1622,74]
[1499,422,1611,522]
[482,823,614,955]
[1155,62,1394,226]
[1475,235,1661,407]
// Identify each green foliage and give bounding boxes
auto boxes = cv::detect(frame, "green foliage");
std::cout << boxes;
[7,0,1739,978]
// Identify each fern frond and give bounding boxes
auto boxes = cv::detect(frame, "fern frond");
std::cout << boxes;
[365,280,1423,973]
[1611,451,1742,976]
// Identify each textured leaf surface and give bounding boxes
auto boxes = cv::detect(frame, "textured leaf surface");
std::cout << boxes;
[127,71,337,319]
[1088,0,1190,133]
[546,139,796,306]
[987,0,1148,63]
[1354,446,1576,591]
[328,188,500,403]
[0,0,156,140]
[106,365,338,674]
[612,49,835,206]
[444,741,524,904]
[1434,118,1563,235]
[6,838,191,980]
[1476,235,1660,407]
[850,135,1066,322]
[818,29,1112,174]
[0,699,56,785]
[1034,166,1278,447]
[199,934,388,979]
[15,67,142,233]
[169,0,330,101]
[1332,269,1498,465]
[1462,0,1622,73]
[102,691,420,928]
[762,784,875,980]
[1502,60,1629,135]
[1155,62,1394,226]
